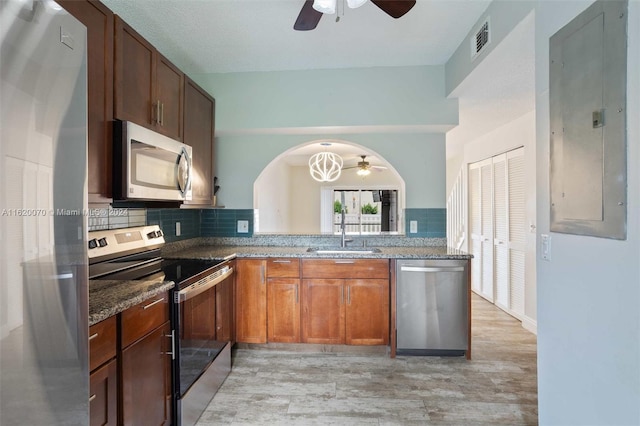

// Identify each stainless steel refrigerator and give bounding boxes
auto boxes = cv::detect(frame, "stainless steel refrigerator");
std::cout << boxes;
[1,1,88,424]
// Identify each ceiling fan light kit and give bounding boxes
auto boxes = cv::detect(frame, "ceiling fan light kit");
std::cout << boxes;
[312,0,366,14]
[309,152,344,182]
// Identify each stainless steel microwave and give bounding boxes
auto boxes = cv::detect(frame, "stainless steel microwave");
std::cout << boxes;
[113,120,192,202]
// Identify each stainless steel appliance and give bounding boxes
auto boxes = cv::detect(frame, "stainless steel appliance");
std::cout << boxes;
[396,259,469,356]
[113,120,193,202]
[88,225,234,426]
[1,1,88,424]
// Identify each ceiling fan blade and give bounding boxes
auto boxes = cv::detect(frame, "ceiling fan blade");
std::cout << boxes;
[370,0,417,19]
[294,0,323,31]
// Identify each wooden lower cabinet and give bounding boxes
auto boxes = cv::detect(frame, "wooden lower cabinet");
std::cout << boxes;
[235,259,267,343]
[345,279,389,345]
[89,359,117,426]
[267,278,301,343]
[301,279,345,344]
[301,259,390,346]
[121,321,172,426]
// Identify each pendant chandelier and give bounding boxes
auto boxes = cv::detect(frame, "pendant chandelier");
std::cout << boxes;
[309,151,343,182]
[312,0,367,15]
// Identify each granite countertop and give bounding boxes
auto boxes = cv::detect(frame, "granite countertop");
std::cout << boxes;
[89,236,470,326]
[164,245,472,261]
[89,275,174,326]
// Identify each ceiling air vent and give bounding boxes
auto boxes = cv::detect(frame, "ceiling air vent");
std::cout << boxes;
[471,18,490,59]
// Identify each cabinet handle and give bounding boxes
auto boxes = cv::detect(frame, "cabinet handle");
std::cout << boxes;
[89,333,98,341]
[89,394,96,403]
[295,285,299,304]
[334,260,354,264]
[272,260,291,263]
[160,102,164,126]
[260,265,265,285]
[142,297,164,310]
[347,286,351,305]
[340,286,344,305]
[162,330,175,359]
[155,100,161,125]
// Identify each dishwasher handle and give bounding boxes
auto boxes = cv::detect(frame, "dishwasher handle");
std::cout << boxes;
[400,266,465,273]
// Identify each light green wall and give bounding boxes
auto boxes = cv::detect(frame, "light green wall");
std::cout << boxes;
[212,132,445,209]
[192,65,453,210]
[195,66,457,131]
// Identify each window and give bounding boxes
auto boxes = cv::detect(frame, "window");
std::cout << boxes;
[332,189,398,235]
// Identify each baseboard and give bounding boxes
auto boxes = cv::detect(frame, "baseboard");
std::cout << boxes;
[522,316,537,335]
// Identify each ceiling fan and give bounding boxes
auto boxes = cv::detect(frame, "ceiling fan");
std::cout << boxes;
[343,155,388,176]
[294,0,417,31]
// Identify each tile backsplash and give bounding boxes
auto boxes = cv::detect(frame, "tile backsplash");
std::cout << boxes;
[88,207,445,239]
[88,207,256,241]
[404,208,446,238]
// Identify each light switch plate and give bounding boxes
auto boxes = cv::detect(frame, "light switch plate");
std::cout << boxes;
[237,220,249,233]
[541,234,551,261]
[410,220,418,233]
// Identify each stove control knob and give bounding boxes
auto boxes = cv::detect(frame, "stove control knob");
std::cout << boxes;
[147,231,159,239]
[98,238,108,247]
[88,238,98,249]
[157,229,163,237]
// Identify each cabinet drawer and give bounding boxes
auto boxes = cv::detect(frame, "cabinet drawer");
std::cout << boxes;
[121,292,169,348]
[302,259,389,279]
[89,316,117,372]
[267,258,300,278]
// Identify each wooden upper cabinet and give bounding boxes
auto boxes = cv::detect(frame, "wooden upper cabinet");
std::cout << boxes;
[114,16,183,141]
[235,259,267,344]
[57,0,114,203]
[183,76,215,205]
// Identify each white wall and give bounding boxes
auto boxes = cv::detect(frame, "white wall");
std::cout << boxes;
[534,1,640,424]
[253,159,290,233]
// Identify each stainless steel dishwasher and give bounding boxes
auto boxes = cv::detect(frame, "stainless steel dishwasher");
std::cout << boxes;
[396,259,469,356]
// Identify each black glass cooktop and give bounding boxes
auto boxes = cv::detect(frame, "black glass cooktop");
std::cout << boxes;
[161,258,225,285]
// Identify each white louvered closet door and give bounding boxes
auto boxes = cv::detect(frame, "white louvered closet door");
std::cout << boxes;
[492,155,509,310]
[479,160,494,301]
[468,165,482,294]
[508,148,526,318]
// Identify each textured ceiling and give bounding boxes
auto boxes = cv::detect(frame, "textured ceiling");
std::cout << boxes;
[101,0,491,74]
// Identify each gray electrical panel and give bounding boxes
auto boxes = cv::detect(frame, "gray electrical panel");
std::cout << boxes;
[549,0,627,239]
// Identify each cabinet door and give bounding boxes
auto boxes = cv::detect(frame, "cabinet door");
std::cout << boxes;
[58,0,114,203]
[121,322,172,426]
[345,279,389,345]
[183,76,214,204]
[155,54,183,140]
[89,359,117,426]
[301,279,345,344]
[114,16,155,128]
[235,259,267,343]
[215,273,235,343]
[267,278,300,343]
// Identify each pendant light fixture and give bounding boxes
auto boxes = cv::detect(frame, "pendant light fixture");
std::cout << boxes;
[312,0,367,14]
[309,151,343,182]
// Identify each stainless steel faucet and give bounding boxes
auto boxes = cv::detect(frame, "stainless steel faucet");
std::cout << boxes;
[340,209,353,248]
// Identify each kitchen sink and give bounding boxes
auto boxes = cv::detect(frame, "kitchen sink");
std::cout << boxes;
[307,247,382,254]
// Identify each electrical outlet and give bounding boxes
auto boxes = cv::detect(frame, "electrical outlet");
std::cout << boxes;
[237,220,249,233]
[176,222,181,237]
[410,220,418,233]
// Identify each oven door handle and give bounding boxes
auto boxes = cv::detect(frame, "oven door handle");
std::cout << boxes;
[177,266,234,302]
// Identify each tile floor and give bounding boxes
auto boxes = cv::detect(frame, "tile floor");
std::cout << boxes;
[197,294,538,425]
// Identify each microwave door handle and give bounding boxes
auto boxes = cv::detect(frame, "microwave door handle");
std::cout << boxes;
[177,147,191,197]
